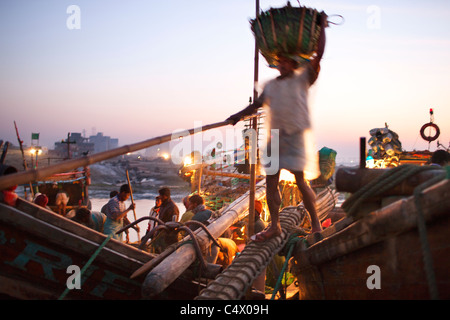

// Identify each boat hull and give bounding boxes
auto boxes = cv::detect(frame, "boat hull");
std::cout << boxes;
[0,199,201,300]
[0,201,147,299]
[293,179,450,300]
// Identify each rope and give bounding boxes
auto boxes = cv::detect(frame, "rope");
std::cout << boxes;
[412,169,446,300]
[270,233,305,300]
[342,165,439,218]
[58,234,113,300]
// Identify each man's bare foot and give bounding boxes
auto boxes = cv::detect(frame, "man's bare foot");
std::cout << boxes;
[311,226,323,234]
[250,225,282,242]
[310,220,323,234]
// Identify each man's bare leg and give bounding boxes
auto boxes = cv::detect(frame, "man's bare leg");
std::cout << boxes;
[252,172,282,241]
[293,171,322,233]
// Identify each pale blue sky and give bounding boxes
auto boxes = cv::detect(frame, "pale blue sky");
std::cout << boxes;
[1,0,449,161]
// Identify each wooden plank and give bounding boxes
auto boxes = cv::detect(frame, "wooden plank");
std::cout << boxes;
[0,211,144,299]
[14,198,154,263]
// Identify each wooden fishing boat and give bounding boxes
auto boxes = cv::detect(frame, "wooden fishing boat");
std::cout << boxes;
[28,168,92,213]
[0,197,209,300]
[291,166,450,300]
[0,119,281,300]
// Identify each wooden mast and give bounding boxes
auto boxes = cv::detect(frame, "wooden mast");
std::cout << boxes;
[248,0,260,240]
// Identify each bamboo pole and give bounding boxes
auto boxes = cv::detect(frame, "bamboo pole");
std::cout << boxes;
[248,118,257,239]
[126,169,140,240]
[198,161,203,194]
[202,169,264,180]
[248,0,260,241]
[14,121,34,198]
[0,120,232,191]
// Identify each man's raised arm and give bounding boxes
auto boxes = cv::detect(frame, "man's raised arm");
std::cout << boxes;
[226,94,265,125]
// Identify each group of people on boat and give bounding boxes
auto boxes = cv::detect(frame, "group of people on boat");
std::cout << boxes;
[60,183,256,268]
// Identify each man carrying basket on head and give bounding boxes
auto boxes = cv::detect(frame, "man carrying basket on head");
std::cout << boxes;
[227,10,327,242]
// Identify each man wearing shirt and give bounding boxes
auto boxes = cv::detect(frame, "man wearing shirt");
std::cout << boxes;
[103,184,135,241]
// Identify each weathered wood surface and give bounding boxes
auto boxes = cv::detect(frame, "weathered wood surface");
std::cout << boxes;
[14,198,153,263]
[0,202,146,299]
[335,167,445,195]
[0,199,204,299]
[293,179,450,299]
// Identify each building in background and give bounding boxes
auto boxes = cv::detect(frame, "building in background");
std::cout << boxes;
[54,132,118,159]
[89,132,119,154]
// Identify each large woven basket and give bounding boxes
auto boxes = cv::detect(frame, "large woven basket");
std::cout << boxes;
[250,3,324,67]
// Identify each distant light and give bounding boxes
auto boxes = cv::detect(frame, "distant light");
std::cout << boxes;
[162,153,170,160]
[30,147,42,155]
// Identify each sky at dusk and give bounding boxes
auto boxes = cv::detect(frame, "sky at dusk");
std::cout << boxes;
[1,0,449,163]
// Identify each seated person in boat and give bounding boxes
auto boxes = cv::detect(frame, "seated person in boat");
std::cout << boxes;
[0,165,18,207]
[70,207,106,233]
[188,194,212,230]
[157,187,179,223]
[209,237,240,268]
[179,195,194,223]
[147,195,162,233]
[102,184,136,242]
[34,193,51,210]
[226,13,327,242]
[430,150,450,167]
[254,199,267,235]
[149,188,180,253]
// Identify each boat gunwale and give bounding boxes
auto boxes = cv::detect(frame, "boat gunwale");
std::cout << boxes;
[294,179,450,268]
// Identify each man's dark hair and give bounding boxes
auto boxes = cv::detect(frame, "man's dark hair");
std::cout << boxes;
[158,187,171,197]
[120,184,131,193]
[75,207,91,223]
[431,150,450,166]
[110,190,119,198]
[189,194,204,206]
